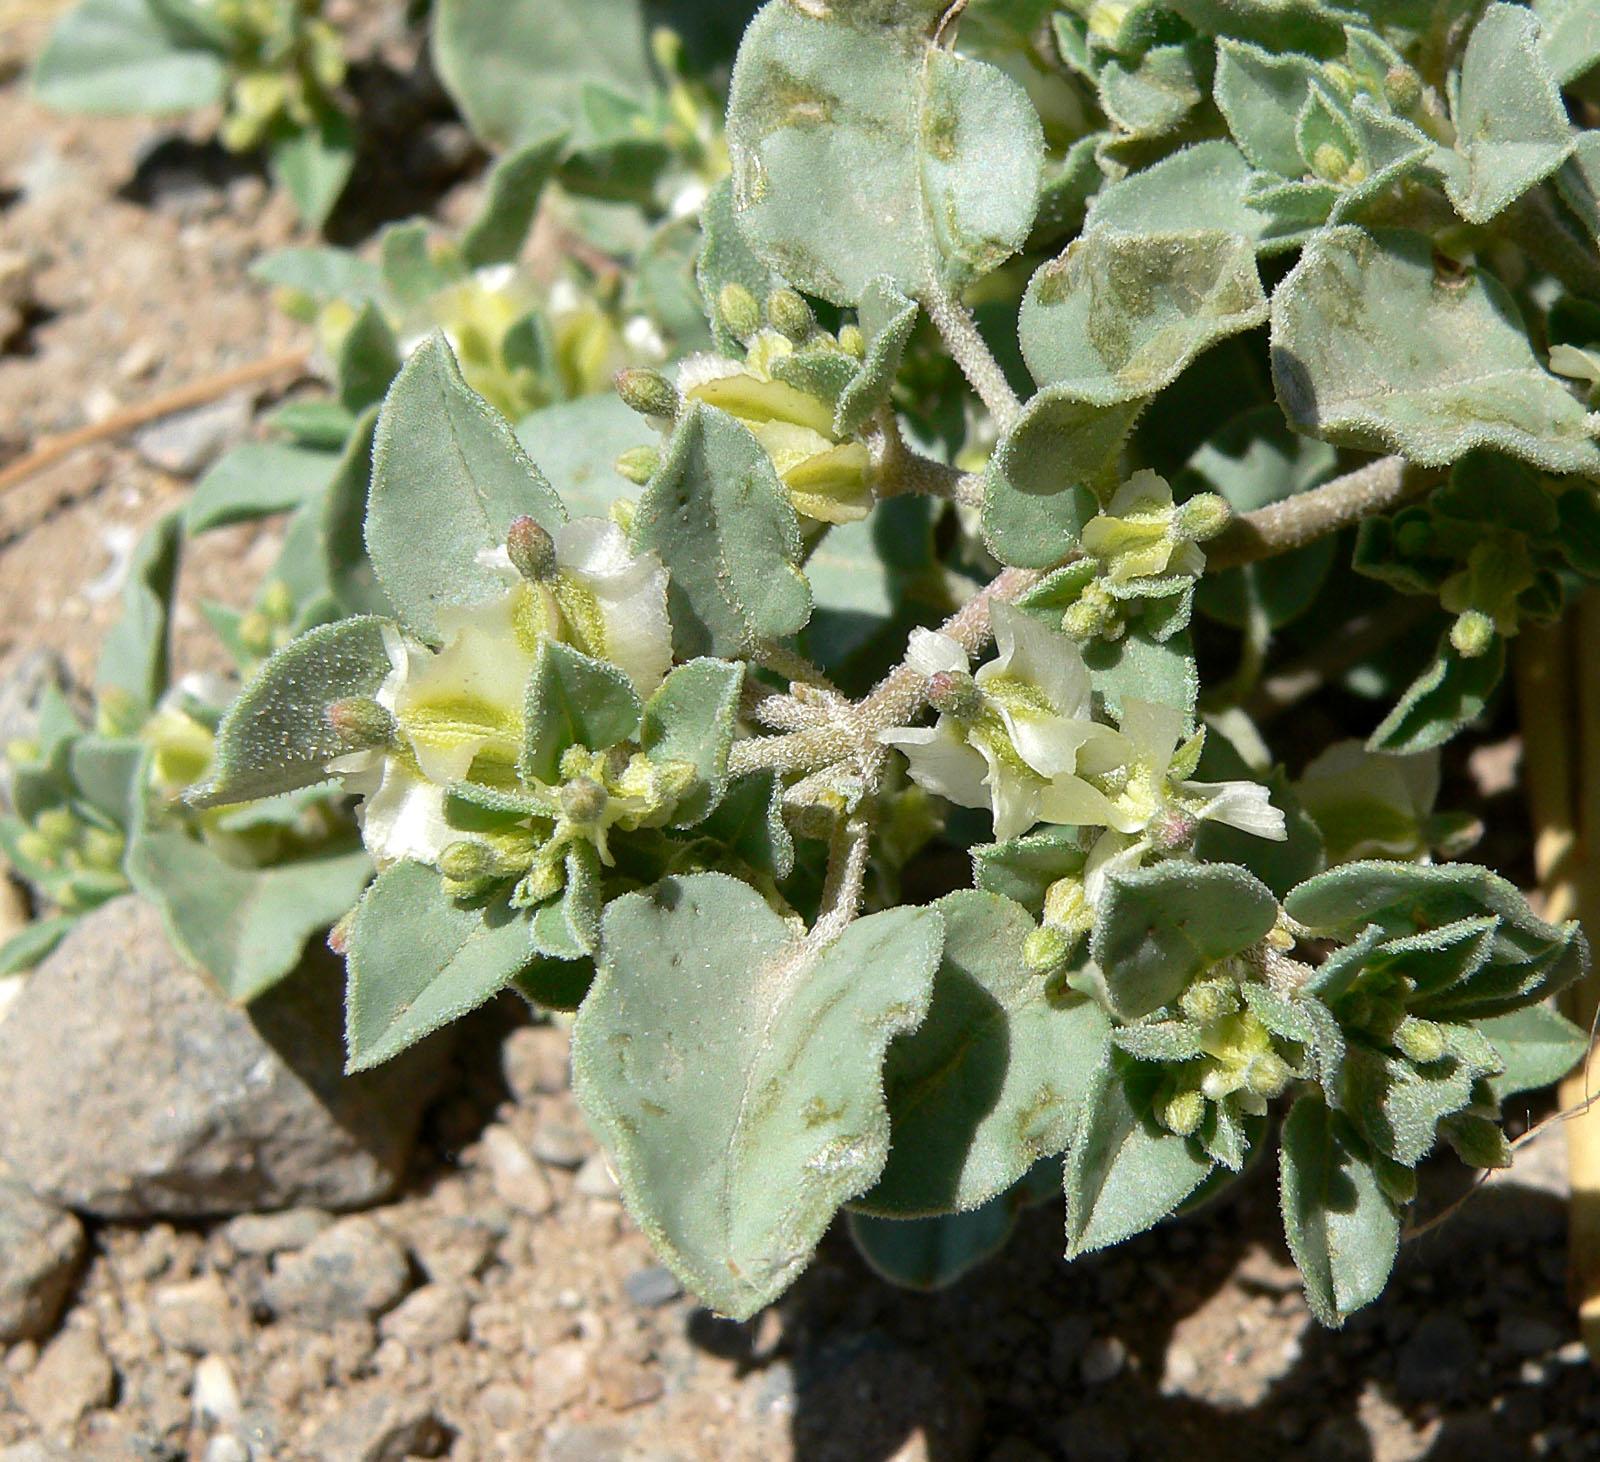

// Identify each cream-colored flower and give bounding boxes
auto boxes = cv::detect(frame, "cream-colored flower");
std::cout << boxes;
[677,331,873,523]
[1079,470,1208,587]
[880,607,1126,841]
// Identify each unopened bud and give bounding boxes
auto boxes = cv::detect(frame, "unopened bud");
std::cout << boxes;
[327,908,356,956]
[1023,921,1076,975]
[1310,141,1352,182]
[766,287,814,342]
[614,445,660,486]
[439,839,500,884]
[1062,584,1122,643]
[837,323,866,358]
[615,367,680,421]
[239,611,275,658]
[1450,609,1496,658]
[926,669,982,718]
[1244,1050,1292,1099]
[80,827,125,872]
[1394,1015,1447,1065]
[1180,979,1239,1024]
[1384,63,1421,113]
[561,776,609,824]
[35,808,76,847]
[15,831,54,867]
[325,696,395,750]
[258,579,294,624]
[506,515,558,581]
[1152,807,1198,851]
[1175,492,1231,543]
[716,282,761,341]
[1160,1088,1206,1138]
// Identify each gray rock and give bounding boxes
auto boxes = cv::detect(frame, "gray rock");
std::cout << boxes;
[219,1207,333,1257]
[530,1112,592,1170]
[17,1325,115,1434]
[0,898,449,1218]
[133,394,250,477]
[1079,1335,1127,1386]
[541,1422,632,1462]
[377,1283,470,1351]
[622,1265,682,1309]
[307,1391,449,1462]
[261,1216,411,1326]
[573,1153,619,1199]
[150,1274,247,1355]
[0,1179,84,1342]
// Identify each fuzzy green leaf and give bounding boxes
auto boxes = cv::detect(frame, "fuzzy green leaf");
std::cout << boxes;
[1279,1093,1401,1328]
[336,304,401,415]
[639,659,744,826]
[345,860,535,1070]
[1478,1005,1590,1100]
[982,387,1140,568]
[1065,1050,1215,1257]
[187,443,338,534]
[1272,227,1600,474]
[95,511,180,719]
[268,109,357,231]
[34,0,226,114]
[846,1198,1017,1291]
[834,278,919,437]
[461,128,567,268]
[1091,861,1279,1021]
[725,0,1043,305]
[1368,636,1505,754]
[522,641,642,785]
[368,335,565,642]
[631,402,811,657]
[190,616,396,808]
[1089,140,1273,246]
[1020,228,1267,404]
[572,873,943,1319]
[861,890,1111,1217]
[1435,3,1572,225]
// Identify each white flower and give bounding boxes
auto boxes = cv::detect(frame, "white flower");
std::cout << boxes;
[880,607,1126,842]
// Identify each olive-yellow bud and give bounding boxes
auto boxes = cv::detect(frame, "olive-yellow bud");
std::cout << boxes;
[766,287,815,342]
[506,515,558,581]
[614,446,660,486]
[716,283,761,342]
[615,368,680,421]
[325,696,395,751]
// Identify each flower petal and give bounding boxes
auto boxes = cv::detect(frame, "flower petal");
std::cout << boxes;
[906,627,968,677]
[880,724,990,811]
[1185,778,1287,840]
[358,762,454,868]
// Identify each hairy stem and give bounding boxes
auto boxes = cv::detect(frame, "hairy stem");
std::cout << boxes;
[920,277,1022,428]
[1206,455,1427,569]
[807,813,873,948]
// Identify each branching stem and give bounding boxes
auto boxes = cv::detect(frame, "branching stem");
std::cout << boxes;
[920,277,1021,429]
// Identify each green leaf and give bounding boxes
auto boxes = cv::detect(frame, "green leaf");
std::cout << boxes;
[345,860,535,1070]
[250,247,383,307]
[378,223,467,311]
[1090,861,1279,1021]
[522,641,642,785]
[725,0,1044,305]
[1478,1005,1589,1100]
[861,890,1111,1216]
[1099,44,1203,138]
[696,771,794,880]
[971,824,1085,914]
[513,394,645,520]
[981,387,1140,569]
[639,659,744,826]
[1434,3,1572,226]
[0,914,78,976]
[1212,38,1322,177]
[1537,0,1600,85]
[846,1197,1016,1291]
[336,304,402,415]
[367,334,565,643]
[461,128,567,268]
[1279,1092,1401,1328]
[1368,635,1505,754]
[1271,227,1600,474]
[631,402,811,658]
[1082,626,1199,725]
[33,0,226,114]
[127,820,372,1003]
[571,873,943,1319]
[268,108,357,230]
[1089,140,1273,246]
[1019,228,1267,404]
[696,177,784,355]
[322,408,391,617]
[68,735,145,829]
[190,616,396,808]
[834,278,919,437]
[1065,1050,1215,1257]
[186,443,338,534]
[96,511,180,719]
[433,0,655,150]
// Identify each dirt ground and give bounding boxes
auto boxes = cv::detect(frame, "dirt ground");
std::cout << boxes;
[1,4,1598,1459]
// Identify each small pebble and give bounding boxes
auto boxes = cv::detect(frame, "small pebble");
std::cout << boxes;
[1079,1335,1127,1386]
[623,1265,682,1309]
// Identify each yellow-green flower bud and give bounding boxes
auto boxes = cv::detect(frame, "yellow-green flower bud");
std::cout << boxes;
[325,696,396,751]
[717,282,761,342]
[925,669,983,719]
[1061,584,1122,644]
[35,808,77,848]
[561,776,609,825]
[1180,979,1239,1024]
[1310,141,1353,182]
[258,579,295,625]
[506,515,558,582]
[439,839,500,884]
[1450,609,1496,658]
[1384,64,1422,114]
[80,827,126,873]
[1174,492,1231,543]
[1160,1088,1206,1138]
[1394,1015,1447,1065]
[766,287,815,342]
[239,612,276,659]
[16,830,55,868]
[1243,1050,1292,1099]
[1023,921,1077,975]
[614,446,661,486]
[615,368,680,421]
[837,323,866,359]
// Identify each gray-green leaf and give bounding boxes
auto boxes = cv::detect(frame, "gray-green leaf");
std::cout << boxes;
[572,873,943,1319]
